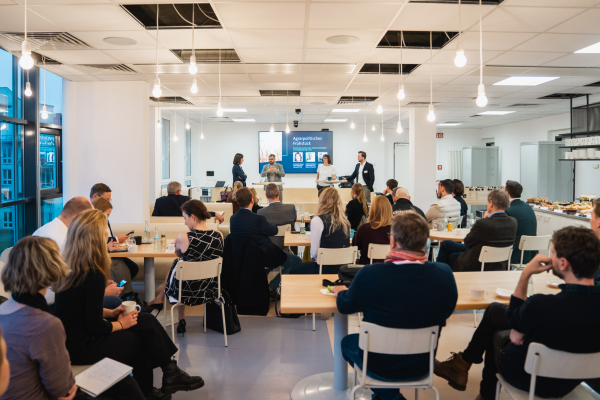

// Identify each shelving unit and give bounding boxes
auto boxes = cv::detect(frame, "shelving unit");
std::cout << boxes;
[559,159,600,161]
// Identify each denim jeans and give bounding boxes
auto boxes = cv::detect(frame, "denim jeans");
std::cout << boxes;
[103,295,123,309]
[269,253,304,290]
[436,240,467,269]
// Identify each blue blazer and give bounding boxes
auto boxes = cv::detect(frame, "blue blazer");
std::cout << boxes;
[505,198,538,264]
[232,164,247,187]
[229,208,277,255]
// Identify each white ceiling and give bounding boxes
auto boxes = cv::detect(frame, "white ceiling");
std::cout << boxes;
[1,0,600,128]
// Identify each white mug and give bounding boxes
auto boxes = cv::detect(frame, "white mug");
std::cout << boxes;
[122,300,141,315]
[471,287,487,301]
[564,152,572,159]
[596,150,600,159]
[587,148,596,158]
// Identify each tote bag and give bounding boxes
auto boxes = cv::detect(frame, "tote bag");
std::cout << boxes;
[205,290,241,335]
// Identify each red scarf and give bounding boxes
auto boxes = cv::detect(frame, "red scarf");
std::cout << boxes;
[385,250,428,264]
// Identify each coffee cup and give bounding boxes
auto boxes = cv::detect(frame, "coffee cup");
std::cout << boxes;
[471,287,487,301]
[122,300,141,315]
[587,148,596,159]
[327,177,332,181]
[134,235,142,245]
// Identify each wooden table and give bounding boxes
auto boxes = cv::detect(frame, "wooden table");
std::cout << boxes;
[284,231,311,247]
[110,243,177,302]
[296,216,312,223]
[316,180,343,184]
[429,229,467,242]
[280,271,562,400]
[252,182,286,185]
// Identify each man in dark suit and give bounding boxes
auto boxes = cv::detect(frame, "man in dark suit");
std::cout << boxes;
[230,187,303,296]
[342,151,375,203]
[257,183,297,252]
[505,180,538,266]
[437,190,517,272]
[152,181,224,222]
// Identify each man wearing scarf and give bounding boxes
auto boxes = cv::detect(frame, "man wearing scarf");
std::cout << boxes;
[333,212,458,400]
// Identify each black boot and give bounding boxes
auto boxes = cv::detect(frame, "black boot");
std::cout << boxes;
[144,387,172,400]
[161,361,204,395]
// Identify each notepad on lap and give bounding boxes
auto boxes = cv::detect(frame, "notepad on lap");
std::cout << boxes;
[75,358,132,398]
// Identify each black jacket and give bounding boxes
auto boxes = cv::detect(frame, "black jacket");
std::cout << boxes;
[152,194,190,216]
[232,164,247,187]
[455,196,468,227]
[392,198,426,220]
[454,212,518,272]
[505,199,538,264]
[347,162,375,191]
[345,198,367,230]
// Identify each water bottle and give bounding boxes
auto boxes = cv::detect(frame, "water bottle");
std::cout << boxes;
[144,221,150,243]
[300,216,306,235]
[154,227,159,250]
[442,213,449,232]
[160,230,167,252]
[527,276,534,297]
[129,232,136,246]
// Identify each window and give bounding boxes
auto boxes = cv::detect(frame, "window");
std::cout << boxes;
[3,211,12,228]
[185,180,191,187]
[185,128,192,177]
[40,134,58,189]
[0,48,22,119]
[161,118,170,180]
[39,68,63,126]
[2,170,11,185]
[41,197,63,225]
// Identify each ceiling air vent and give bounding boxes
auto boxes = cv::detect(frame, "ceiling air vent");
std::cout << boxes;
[0,32,92,50]
[35,53,61,65]
[121,4,220,29]
[507,104,540,108]
[149,96,193,106]
[585,80,600,87]
[171,49,240,63]
[406,102,441,106]
[260,90,301,97]
[538,93,587,100]
[338,96,378,105]
[69,64,137,75]
[378,31,458,49]
[359,64,419,75]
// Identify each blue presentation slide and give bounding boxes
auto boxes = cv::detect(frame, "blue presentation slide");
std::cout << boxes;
[258,131,333,173]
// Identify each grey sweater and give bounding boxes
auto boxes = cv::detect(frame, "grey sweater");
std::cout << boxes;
[0,300,75,400]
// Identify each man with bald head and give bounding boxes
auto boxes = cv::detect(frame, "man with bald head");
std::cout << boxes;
[34,196,92,252]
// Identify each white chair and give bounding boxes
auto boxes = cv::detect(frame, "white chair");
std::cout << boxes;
[312,246,359,331]
[495,342,600,400]
[368,244,389,264]
[163,257,228,347]
[474,245,513,326]
[351,322,440,400]
[274,224,292,271]
[448,216,464,228]
[0,247,11,264]
[511,235,552,271]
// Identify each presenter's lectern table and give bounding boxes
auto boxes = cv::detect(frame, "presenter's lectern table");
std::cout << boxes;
[252,182,286,186]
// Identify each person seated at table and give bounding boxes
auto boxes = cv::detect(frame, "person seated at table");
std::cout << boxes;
[346,183,368,230]
[505,180,537,266]
[290,188,351,275]
[0,236,146,400]
[53,209,204,400]
[90,183,127,243]
[381,179,398,207]
[425,179,461,228]
[250,188,263,213]
[353,195,392,265]
[226,181,243,214]
[257,183,297,252]
[151,181,224,222]
[144,200,224,335]
[435,226,600,400]
[392,187,426,220]
[34,196,122,310]
[229,187,303,296]
[334,212,458,400]
[452,179,468,228]
[437,190,517,272]
[592,201,600,284]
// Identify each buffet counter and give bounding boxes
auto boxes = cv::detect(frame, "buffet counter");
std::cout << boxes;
[534,209,591,237]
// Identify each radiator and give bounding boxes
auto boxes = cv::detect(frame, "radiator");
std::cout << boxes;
[448,150,462,180]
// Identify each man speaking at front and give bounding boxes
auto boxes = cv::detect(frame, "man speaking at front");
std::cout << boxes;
[261,154,286,202]
[343,151,375,203]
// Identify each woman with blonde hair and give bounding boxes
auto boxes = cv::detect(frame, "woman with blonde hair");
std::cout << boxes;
[346,183,368,230]
[249,188,263,213]
[53,209,204,400]
[226,181,243,214]
[289,187,351,274]
[0,236,145,400]
[353,195,393,264]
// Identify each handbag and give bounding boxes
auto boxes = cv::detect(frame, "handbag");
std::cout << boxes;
[220,186,232,202]
[204,290,241,335]
[337,265,362,287]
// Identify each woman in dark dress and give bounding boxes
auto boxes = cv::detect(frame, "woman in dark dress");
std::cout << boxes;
[146,200,224,334]
[453,179,468,228]
[232,153,247,187]
[345,183,369,230]
[53,210,204,400]
[353,195,393,265]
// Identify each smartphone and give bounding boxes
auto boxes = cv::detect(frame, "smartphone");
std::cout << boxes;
[125,230,134,236]
[118,280,127,287]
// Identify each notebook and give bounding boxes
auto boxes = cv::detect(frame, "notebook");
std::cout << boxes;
[75,358,133,398]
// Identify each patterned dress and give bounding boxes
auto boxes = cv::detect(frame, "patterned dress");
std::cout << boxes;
[165,229,224,306]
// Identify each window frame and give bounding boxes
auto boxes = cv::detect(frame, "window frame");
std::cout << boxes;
[39,127,62,197]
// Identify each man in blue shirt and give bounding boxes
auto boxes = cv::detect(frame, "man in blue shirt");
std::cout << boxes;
[435,226,600,400]
[334,212,458,400]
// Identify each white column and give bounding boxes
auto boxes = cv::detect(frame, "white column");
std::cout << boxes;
[408,107,437,208]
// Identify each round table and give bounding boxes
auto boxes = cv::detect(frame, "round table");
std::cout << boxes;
[429,229,467,242]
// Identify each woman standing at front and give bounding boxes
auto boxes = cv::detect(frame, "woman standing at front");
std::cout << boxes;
[53,209,204,400]
[316,154,337,196]
[346,183,368,230]
[232,153,247,187]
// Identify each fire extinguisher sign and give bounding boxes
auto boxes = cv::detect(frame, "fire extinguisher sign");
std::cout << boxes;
[436,132,443,138]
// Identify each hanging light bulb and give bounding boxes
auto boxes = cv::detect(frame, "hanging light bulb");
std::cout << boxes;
[216,101,223,117]
[427,104,436,122]
[455,46,467,68]
[371,125,376,131]
[363,133,368,142]
[380,133,384,141]
[20,42,33,70]
[476,83,488,107]
[285,124,290,134]
[41,105,48,119]
[270,124,275,133]
[24,81,32,97]
[200,131,204,139]
[156,119,161,128]
[189,54,197,74]
[397,121,403,134]
[350,121,355,129]
[376,104,383,114]
[173,134,178,141]
[190,78,198,94]
[152,77,162,98]
[397,84,405,100]
[186,122,190,130]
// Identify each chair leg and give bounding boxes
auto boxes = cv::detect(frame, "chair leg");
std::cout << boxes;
[495,380,502,400]
[163,297,168,334]
[312,313,315,331]
[350,385,359,400]
[220,301,228,347]
[432,386,440,400]
[473,310,477,328]
[415,388,418,400]
[170,305,176,345]
[204,303,207,333]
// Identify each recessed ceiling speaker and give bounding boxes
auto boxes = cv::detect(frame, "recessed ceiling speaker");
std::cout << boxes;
[326,35,359,45]
[103,37,137,46]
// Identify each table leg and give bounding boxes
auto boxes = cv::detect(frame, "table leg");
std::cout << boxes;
[333,312,348,390]
[144,257,155,303]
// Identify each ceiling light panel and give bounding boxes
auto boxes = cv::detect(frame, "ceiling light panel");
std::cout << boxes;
[232,118,255,122]
[477,111,516,115]
[494,77,560,86]
[575,41,600,54]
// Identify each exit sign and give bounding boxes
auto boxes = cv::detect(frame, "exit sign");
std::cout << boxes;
[436,132,444,138]
[438,165,442,170]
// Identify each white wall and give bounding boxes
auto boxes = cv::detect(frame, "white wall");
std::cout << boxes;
[63,80,150,224]
[433,128,484,181]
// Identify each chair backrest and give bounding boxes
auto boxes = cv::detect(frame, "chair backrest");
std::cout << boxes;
[358,322,439,355]
[275,224,291,237]
[479,245,513,271]
[175,257,222,282]
[206,222,219,231]
[519,235,551,252]
[316,247,358,267]
[448,216,463,226]
[368,244,389,264]
[205,203,234,225]
[0,260,8,298]
[0,247,11,264]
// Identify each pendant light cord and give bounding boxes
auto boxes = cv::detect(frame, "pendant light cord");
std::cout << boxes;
[156,4,159,79]
[218,49,221,102]
[479,0,483,85]
[286,90,289,125]
[458,0,462,42]
[400,31,403,87]
[430,31,433,105]
[378,63,381,108]
[24,0,27,41]
[42,55,46,106]
[191,5,194,56]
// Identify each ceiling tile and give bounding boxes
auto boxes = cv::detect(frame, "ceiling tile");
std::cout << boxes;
[486,51,566,66]
[0,5,59,31]
[236,48,303,63]
[213,2,306,29]
[148,29,233,49]
[30,4,143,31]
[549,9,600,34]
[69,30,157,50]
[302,74,353,83]
[228,29,304,49]
[513,33,600,53]
[304,48,371,63]
[104,49,182,64]
[250,74,302,83]
[308,3,401,29]
[306,29,383,49]
[389,3,495,32]
[366,48,431,64]
[543,53,600,67]
[37,49,120,64]
[458,31,538,52]
[62,75,101,82]
[479,7,585,33]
